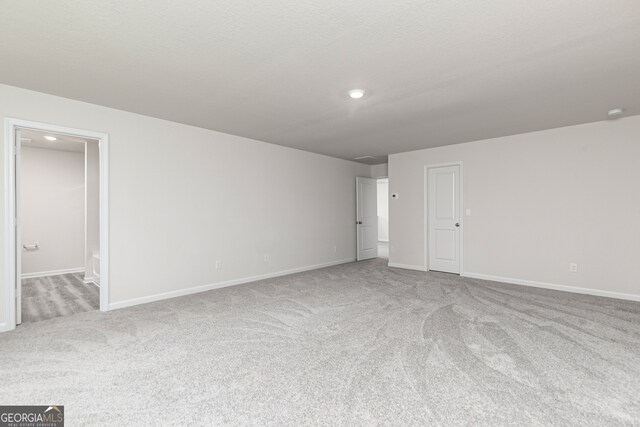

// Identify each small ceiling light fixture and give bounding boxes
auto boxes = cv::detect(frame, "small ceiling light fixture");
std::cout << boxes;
[607,108,624,119]
[44,135,57,141]
[348,89,365,99]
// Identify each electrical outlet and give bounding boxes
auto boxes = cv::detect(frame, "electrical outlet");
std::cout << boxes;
[569,263,578,273]
[215,260,222,270]
[264,254,270,262]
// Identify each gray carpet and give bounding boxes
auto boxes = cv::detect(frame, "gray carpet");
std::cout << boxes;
[1,258,639,425]
[21,273,99,323]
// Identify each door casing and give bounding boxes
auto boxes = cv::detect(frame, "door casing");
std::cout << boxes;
[3,118,110,332]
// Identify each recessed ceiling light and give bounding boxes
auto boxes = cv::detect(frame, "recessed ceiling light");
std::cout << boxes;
[44,136,57,141]
[607,108,624,119]
[348,89,365,99]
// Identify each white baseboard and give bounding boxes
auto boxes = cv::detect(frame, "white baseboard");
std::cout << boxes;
[0,323,9,333]
[388,262,427,272]
[21,267,85,279]
[462,272,640,302]
[83,276,100,286]
[109,258,356,311]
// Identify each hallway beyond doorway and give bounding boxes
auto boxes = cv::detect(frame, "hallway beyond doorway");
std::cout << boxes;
[377,241,388,259]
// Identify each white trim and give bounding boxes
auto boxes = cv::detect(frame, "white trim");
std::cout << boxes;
[21,267,85,279]
[83,275,99,284]
[462,272,640,302]
[84,140,88,291]
[4,120,17,332]
[387,262,428,272]
[109,258,356,310]
[3,118,110,333]
[0,323,9,333]
[378,239,389,243]
[98,132,109,313]
[424,161,464,274]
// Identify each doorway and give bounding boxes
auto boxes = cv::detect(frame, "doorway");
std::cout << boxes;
[426,163,462,274]
[355,176,389,261]
[4,118,109,331]
[376,178,389,259]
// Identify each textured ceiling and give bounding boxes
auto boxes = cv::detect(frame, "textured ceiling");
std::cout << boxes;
[1,1,639,164]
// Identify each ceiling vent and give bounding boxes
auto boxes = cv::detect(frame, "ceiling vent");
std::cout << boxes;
[353,156,380,165]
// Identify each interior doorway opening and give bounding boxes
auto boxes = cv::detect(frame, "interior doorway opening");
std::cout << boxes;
[376,178,389,260]
[18,129,99,323]
[4,118,109,331]
[355,176,389,262]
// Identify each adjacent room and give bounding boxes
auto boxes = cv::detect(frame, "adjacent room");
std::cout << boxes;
[0,1,639,425]
[377,177,389,259]
[16,130,101,324]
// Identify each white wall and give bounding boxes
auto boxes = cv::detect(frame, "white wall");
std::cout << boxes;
[85,141,100,281]
[389,115,640,299]
[0,84,370,326]
[377,179,388,242]
[21,147,85,275]
[370,163,388,178]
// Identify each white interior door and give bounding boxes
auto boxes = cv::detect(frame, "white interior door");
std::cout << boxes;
[15,129,22,324]
[356,177,378,261]
[428,165,461,273]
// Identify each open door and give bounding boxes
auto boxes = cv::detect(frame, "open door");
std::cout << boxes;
[356,177,378,260]
[15,129,22,325]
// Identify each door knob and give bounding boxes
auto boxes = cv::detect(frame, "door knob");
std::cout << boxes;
[455,223,460,227]
[356,221,362,225]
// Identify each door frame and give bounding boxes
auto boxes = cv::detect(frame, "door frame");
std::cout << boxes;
[424,162,464,273]
[3,118,110,332]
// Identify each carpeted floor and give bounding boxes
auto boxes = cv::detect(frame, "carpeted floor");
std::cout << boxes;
[1,258,639,425]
